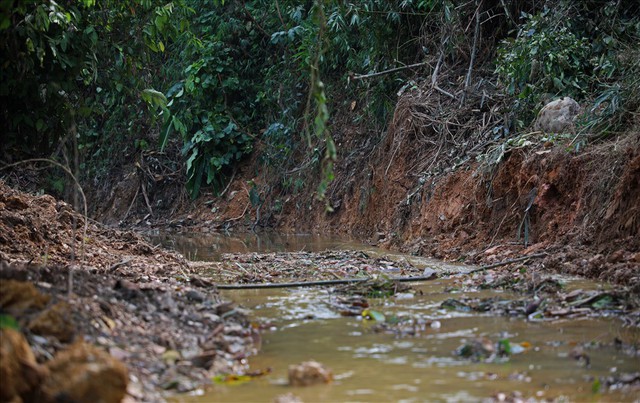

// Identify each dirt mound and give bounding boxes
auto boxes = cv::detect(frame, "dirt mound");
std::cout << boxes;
[0,182,261,401]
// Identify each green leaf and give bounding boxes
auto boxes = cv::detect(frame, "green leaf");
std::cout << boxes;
[498,339,512,355]
[0,314,19,330]
[362,309,385,322]
[141,88,168,108]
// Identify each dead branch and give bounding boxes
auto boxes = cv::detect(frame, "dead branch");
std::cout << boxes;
[216,274,438,289]
[461,0,482,106]
[467,253,548,274]
[352,61,431,81]
[140,180,154,218]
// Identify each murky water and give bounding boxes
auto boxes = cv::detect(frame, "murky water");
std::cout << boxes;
[156,233,640,402]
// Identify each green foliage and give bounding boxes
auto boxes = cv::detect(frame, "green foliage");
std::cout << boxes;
[496,8,592,124]
[496,1,640,132]
[161,1,274,198]
[4,0,638,203]
[0,314,19,330]
[0,0,188,190]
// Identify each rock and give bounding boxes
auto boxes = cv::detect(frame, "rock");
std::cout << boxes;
[588,254,605,271]
[456,337,495,361]
[0,280,51,314]
[41,341,128,403]
[185,289,206,303]
[534,97,581,133]
[607,249,625,264]
[28,301,76,343]
[288,360,333,387]
[0,328,48,403]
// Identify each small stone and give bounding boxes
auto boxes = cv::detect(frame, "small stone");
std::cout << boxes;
[288,360,333,387]
[422,268,437,277]
[607,250,625,263]
[186,289,206,303]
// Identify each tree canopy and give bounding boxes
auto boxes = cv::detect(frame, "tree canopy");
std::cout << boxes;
[1,0,638,199]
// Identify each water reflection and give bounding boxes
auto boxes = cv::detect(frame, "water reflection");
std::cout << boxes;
[147,231,355,261]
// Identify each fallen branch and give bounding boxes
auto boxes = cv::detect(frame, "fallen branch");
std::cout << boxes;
[109,258,133,271]
[216,274,437,290]
[460,0,482,106]
[352,61,430,81]
[467,253,548,274]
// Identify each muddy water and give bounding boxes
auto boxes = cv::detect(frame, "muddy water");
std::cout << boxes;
[157,233,640,402]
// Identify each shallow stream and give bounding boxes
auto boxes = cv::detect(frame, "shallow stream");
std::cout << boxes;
[153,232,639,402]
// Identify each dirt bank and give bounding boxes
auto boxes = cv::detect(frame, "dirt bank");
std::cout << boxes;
[153,110,639,290]
[0,181,260,402]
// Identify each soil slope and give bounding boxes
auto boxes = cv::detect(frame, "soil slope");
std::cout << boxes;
[0,181,260,402]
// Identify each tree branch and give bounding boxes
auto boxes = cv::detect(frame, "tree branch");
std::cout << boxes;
[351,61,431,81]
[216,274,437,289]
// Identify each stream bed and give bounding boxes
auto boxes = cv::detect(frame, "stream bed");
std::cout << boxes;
[152,232,640,402]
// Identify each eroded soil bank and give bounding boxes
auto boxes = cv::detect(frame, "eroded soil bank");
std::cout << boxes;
[157,126,640,292]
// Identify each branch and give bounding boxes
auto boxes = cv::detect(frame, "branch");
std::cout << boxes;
[461,0,482,107]
[467,253,548,274]
[216,274,437,289]
[240,0,271,40]
[352,61,430,81]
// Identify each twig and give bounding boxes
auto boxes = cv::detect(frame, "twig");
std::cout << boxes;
[275,0,286,29]
[227,201,250,222]
[219,167,236,198]
[467,253,548,274]
[109,258,133,271]
[140,180,154,218]
[239,0,271,39]
[234,262,251,275]
[431,48,444,86]
[434,85,456,99]
[352,61,430,81]
[216,274,438,290]
[122,185,140,222]
[461,0,482,107]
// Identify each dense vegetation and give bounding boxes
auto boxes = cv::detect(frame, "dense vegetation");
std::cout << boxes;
[1,0,638,201]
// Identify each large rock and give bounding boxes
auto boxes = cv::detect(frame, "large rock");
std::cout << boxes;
[0,328,48,403]
[41,341,128,403]
[534,97,581,133]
